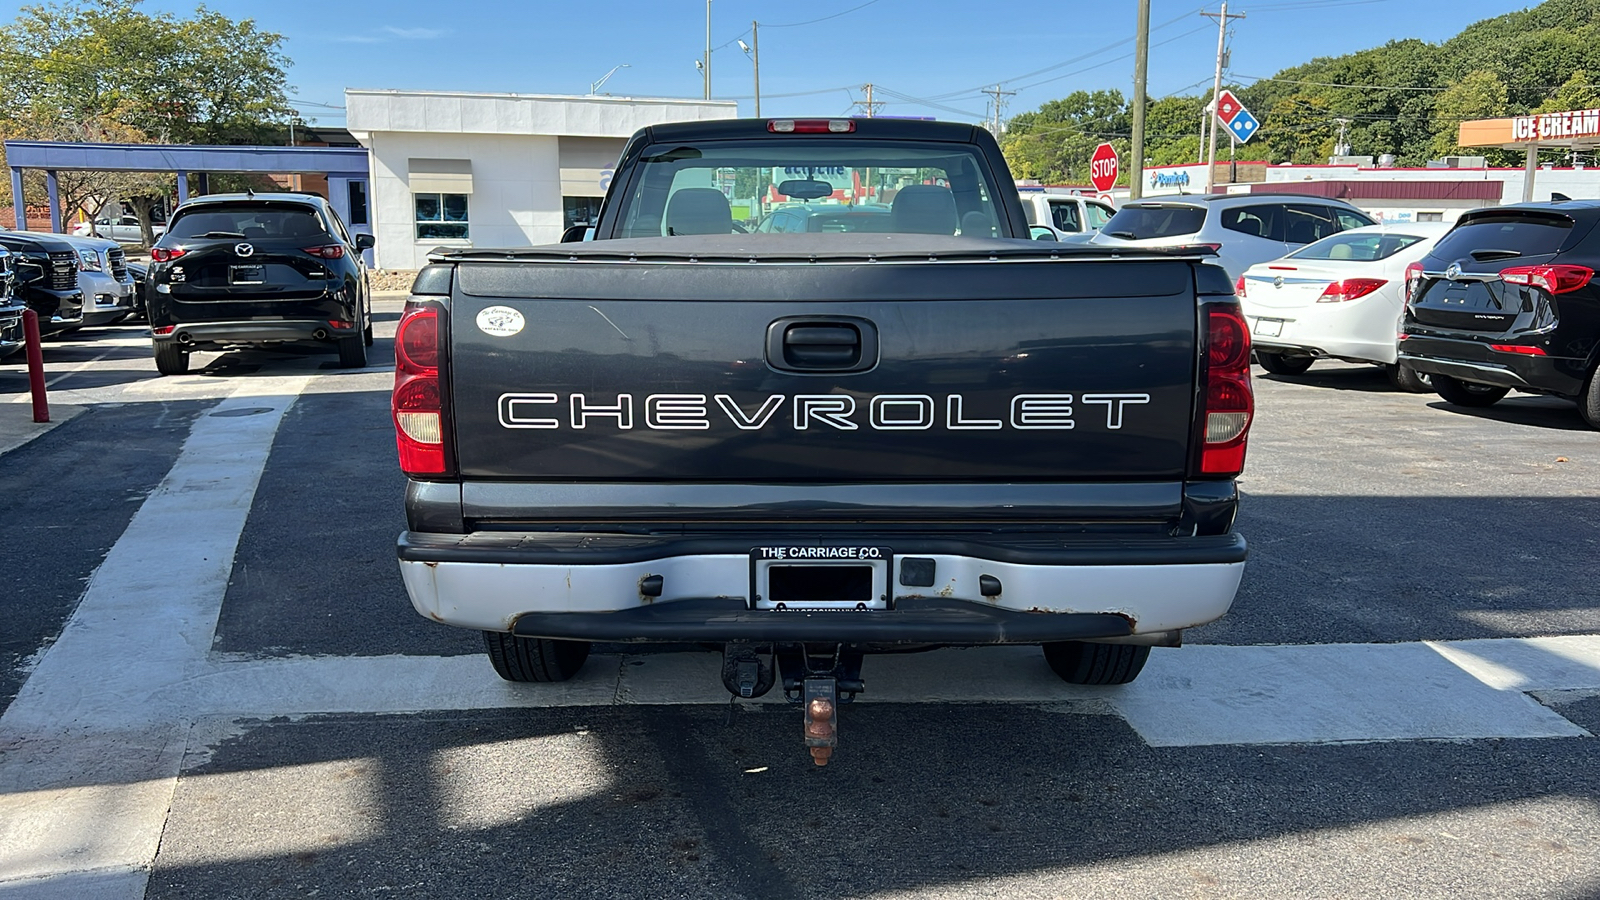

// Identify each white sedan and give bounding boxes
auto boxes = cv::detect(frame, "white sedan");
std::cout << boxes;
[1236,222,1452,392]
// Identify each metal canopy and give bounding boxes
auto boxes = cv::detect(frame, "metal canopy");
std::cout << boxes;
[5,139,370,233]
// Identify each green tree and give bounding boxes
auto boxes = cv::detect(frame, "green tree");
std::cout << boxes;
[0,0,292,144]
[1002,90,1130,184]
[1429,69,1508,159]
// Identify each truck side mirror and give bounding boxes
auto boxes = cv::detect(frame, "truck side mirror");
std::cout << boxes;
[560,225,592,243]
[354,233,375,251]
[1030,226,1059,242]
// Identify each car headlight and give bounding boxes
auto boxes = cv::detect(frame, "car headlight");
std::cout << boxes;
[78,250,103,271]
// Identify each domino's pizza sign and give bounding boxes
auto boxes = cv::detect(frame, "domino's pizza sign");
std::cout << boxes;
[1213,89,1260,145]
[1227,109,1260,143]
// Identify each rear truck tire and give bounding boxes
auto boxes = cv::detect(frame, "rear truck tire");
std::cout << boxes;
[1433,373,1509,408]
[337,331,367,368]
[1387,362,1432,393]
[1256,351,1314,376]
[1042,641,1151,686]
[1581,366,1600,430]
[482,631,591,683]
[153,342,189,376]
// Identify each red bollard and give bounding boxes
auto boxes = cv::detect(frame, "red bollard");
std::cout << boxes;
[22,308,48,423]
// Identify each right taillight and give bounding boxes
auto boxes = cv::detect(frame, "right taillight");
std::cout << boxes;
[393,303,450,476]
[1199,303,1253,477]
[1500,264,1594,294]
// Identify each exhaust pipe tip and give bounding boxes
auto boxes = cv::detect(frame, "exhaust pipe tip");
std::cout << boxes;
[176,332,193,345]
[312,328,329,341]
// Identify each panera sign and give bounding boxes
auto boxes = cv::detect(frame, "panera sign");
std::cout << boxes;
[1511,109,1600,141]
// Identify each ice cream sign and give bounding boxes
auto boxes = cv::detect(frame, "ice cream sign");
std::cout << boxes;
[1511,109,1600,141]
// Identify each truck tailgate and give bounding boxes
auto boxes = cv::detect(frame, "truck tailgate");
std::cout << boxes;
[448,256,1198,482]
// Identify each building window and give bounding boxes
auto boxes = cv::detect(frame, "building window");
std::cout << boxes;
[1417,211,1444,222]
[348,181,369,226]
[564,196,604,228]
[415,193,469,240]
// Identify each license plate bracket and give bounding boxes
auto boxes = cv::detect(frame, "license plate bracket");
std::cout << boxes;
[1253,317,1283,337]
[230,264,265,285]
[750,546,892,611]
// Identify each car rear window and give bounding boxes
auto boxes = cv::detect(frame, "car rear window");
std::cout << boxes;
[1429,212,1573,260]
[168,203,328,241]
[1101,204,1206,239]
[1290,232,1427,262]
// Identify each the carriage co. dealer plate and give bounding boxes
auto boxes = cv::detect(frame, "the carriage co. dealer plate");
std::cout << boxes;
[750,546,893,611]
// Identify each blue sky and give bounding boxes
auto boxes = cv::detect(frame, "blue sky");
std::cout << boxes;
[1,0,1538,124]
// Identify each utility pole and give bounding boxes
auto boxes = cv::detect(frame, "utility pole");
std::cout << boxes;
[1333,117,1351,157]
[751,22,760,116]
[981,83,1015,135]
[855,83,884,118]
[1201,2,1245,194]
[1129,0,1151,199]
[703,0,712,100]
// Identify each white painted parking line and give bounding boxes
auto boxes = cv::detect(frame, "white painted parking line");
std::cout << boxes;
[0,375,310,895]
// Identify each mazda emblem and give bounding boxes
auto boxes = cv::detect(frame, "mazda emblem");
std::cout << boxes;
[1444,263,1461,280]
[235,243,255,258]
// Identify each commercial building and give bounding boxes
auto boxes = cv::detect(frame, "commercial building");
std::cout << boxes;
[344,90,737,270]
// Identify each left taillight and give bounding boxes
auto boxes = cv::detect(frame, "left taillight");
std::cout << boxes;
[1197,303,1253,477]
[1234,275,1247,298]
[392,302,451,477]
[150,247,185,262]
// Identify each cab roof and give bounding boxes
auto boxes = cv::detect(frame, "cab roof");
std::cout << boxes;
[641,118,986,145]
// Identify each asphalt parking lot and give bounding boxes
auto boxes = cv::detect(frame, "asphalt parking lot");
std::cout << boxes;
[2,297,1599,898]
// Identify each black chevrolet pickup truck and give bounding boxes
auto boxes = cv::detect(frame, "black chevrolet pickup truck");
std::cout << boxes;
[393,118,1253,763]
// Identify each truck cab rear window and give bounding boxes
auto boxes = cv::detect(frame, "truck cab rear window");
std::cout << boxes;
[613,140,1005,239]
[169,204,328,241]
[1101,204,1206,239]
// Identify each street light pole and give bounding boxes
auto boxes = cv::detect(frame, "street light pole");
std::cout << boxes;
[704,0,712,100]
[740,25,761,116]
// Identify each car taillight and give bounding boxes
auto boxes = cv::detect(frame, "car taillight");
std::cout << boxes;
[1403,261,1423,302]
[1317,278,1387,303]
[150,247,185,262]
[768,118,855,133]
[1199,303,1253,477]
[393,303,450,476]
[304,244,345,259]
[1489,344,1547,355]
[1234,275,1246,298]
[1499,264,1594,295]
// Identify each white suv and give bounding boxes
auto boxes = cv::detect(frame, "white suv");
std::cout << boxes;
[1088,194,1376,279]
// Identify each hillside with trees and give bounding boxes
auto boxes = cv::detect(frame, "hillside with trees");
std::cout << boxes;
[1002,0,1600,184]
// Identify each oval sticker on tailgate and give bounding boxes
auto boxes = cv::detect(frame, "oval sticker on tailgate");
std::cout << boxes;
[476,306,525,337]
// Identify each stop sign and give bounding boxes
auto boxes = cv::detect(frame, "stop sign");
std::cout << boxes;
[1089,143,1119,192]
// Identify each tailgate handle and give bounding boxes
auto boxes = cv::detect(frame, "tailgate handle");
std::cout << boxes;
[767,317,878,373]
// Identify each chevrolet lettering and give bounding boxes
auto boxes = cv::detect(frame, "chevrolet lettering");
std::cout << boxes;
[391,118,1254,764]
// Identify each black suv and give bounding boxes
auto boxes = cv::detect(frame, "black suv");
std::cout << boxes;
[1401,201,1600,427]
[0,231,85,336]
[146,193,374,375]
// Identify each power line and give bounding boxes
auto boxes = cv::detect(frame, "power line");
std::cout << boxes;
[1236,74,1448,91]
[765,0,885,28]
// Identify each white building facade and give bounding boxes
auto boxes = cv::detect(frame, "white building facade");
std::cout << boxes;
[345,90,737,270]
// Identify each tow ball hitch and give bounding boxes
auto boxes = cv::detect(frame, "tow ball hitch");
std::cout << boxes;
[721,643,865,766]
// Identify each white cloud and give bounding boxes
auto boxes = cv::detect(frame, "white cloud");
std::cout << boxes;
[333,25,450,44]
